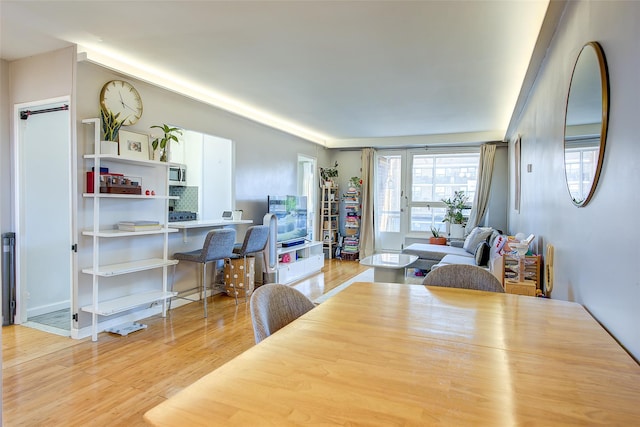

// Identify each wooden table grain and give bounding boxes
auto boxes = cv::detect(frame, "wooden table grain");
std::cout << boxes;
[145,282,640,426]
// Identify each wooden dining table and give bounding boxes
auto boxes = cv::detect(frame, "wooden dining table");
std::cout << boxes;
[144,282,640,426]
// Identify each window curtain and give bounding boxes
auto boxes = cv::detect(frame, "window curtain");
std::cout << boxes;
[466,143,497,232]
[359,148,375,258]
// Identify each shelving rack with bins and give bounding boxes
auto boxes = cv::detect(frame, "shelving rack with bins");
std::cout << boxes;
[320,184,339,259]
[500,254,542,296]
[81,118,179,341]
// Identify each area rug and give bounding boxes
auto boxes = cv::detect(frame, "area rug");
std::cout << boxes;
[313,267,426,304]
[313,268,374,304]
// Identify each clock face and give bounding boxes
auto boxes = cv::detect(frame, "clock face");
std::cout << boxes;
[100,80,143,126]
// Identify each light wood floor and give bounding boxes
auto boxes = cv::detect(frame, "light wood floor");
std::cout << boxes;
[2,259,369,426]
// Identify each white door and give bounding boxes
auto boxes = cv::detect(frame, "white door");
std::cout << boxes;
[297,155,316,241]
[14,99,72,332]
[374,151,407,252]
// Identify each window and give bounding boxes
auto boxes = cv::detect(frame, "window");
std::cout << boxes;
[409,151,479,234]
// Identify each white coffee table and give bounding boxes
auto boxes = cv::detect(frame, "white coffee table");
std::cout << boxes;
[359,253,419,283]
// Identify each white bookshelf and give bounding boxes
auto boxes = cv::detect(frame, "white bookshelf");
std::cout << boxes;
[81,118,177,341]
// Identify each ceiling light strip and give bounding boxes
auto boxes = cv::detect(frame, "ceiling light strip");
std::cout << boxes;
[77,46,329,147]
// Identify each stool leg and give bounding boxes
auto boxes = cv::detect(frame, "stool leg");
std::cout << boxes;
[243,256,248,304]
[202,262,208,318]
[233,259,239,305]
[169,263,177,311]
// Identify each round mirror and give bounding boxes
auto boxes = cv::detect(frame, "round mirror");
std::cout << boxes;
[564,41,609,207]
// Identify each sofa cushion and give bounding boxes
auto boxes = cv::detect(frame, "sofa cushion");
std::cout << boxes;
[463,227,494,254]
[402,243,472,262]
[474,241,490,266]
[432,254,481,269]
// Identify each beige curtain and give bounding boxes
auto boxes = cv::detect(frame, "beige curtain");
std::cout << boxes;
[466,143,497,232]
[359,148,375,258]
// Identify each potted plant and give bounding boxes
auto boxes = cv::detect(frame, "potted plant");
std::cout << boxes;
[150,124,183,162]
[442,190,469,239]
[320,161,339,187]
[100,107,125,154]
[348,176,362,190]
[429,226,447,245]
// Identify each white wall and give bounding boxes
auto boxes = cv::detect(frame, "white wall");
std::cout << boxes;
[74,61,332,329]
[507,1,640,360]
[1,59,10,233]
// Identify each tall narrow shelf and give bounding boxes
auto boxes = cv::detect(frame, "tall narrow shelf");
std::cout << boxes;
[341,187,361,261]
[320,184,339,259]
[81,118,178,341]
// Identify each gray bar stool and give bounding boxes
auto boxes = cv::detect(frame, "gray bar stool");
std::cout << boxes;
[173,228,236,317]
[229,225,270,304]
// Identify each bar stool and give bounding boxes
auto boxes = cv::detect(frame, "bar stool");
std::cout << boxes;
[228,225,270,304]
[173,228,236,317]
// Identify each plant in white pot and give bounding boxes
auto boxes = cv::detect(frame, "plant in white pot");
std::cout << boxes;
[150,124,182,162]
[442,190,469,239]
[319,161,338,187]
[100,108,125,155]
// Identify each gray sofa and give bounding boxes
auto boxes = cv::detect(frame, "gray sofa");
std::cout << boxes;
[404,227,503,272]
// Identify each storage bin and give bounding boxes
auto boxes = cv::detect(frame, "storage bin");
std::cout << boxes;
[224,257,255,298]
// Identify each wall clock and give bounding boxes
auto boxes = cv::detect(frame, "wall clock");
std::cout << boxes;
[99,80,143,126]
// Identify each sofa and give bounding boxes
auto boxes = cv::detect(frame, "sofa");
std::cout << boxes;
[404,227,505,273]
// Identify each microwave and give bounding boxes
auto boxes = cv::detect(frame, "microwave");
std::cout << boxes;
[169,165,187,186]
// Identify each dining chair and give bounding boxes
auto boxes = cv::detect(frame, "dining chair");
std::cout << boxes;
[173,228,236,317]
[228,225,270,304]
[249,284,315,344]
[422,264,504,293]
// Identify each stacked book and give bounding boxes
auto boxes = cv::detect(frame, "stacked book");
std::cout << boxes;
[117,220,161,232]
[342,236,360,253]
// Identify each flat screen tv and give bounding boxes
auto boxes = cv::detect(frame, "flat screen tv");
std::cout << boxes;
[268,195,308,245]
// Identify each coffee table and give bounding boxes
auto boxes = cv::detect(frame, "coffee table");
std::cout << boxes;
[359,253,418,283]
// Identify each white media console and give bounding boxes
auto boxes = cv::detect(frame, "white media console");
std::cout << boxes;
[263,214,324,284]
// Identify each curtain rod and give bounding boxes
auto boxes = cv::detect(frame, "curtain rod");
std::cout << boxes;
[20,104,69,120]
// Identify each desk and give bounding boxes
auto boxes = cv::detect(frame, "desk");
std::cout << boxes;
[169,219,252,242]
[359,253,418,282]
[145,282,640,425]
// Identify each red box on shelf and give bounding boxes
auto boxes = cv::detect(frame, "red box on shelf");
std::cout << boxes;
[86,171,123,193]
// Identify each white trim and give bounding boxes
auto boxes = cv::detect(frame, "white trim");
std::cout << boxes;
[13,96,73,327]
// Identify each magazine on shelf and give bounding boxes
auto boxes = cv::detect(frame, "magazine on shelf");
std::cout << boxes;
[118,220,161,232]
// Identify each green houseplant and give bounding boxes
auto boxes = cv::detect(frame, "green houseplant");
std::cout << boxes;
[442,190,469,238]
[429,226,447,245]
[320,161,339,187]
[150,124,183,162]
[100,108,125,142]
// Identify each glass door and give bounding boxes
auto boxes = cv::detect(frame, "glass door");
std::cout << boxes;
[374,151,406,252]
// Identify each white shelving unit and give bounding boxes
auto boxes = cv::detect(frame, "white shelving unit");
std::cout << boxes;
[81,118,179,341]
[321,185,339,259]
[275,241,324,284]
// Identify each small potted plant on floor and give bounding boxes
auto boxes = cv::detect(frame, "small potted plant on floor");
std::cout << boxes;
[429,226,447,245]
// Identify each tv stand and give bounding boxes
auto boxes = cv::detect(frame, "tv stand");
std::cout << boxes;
[275,241,323,284]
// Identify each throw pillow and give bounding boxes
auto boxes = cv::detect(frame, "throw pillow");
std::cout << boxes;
[475,241,490,266]
[464,227,493,254]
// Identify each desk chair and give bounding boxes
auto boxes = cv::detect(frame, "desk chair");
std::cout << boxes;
[173,228,236,317]
[422,264,504,293]
[249,284,315,344]
[229,225,270,304]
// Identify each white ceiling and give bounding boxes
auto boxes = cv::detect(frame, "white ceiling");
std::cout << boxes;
[0,0,552,147]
